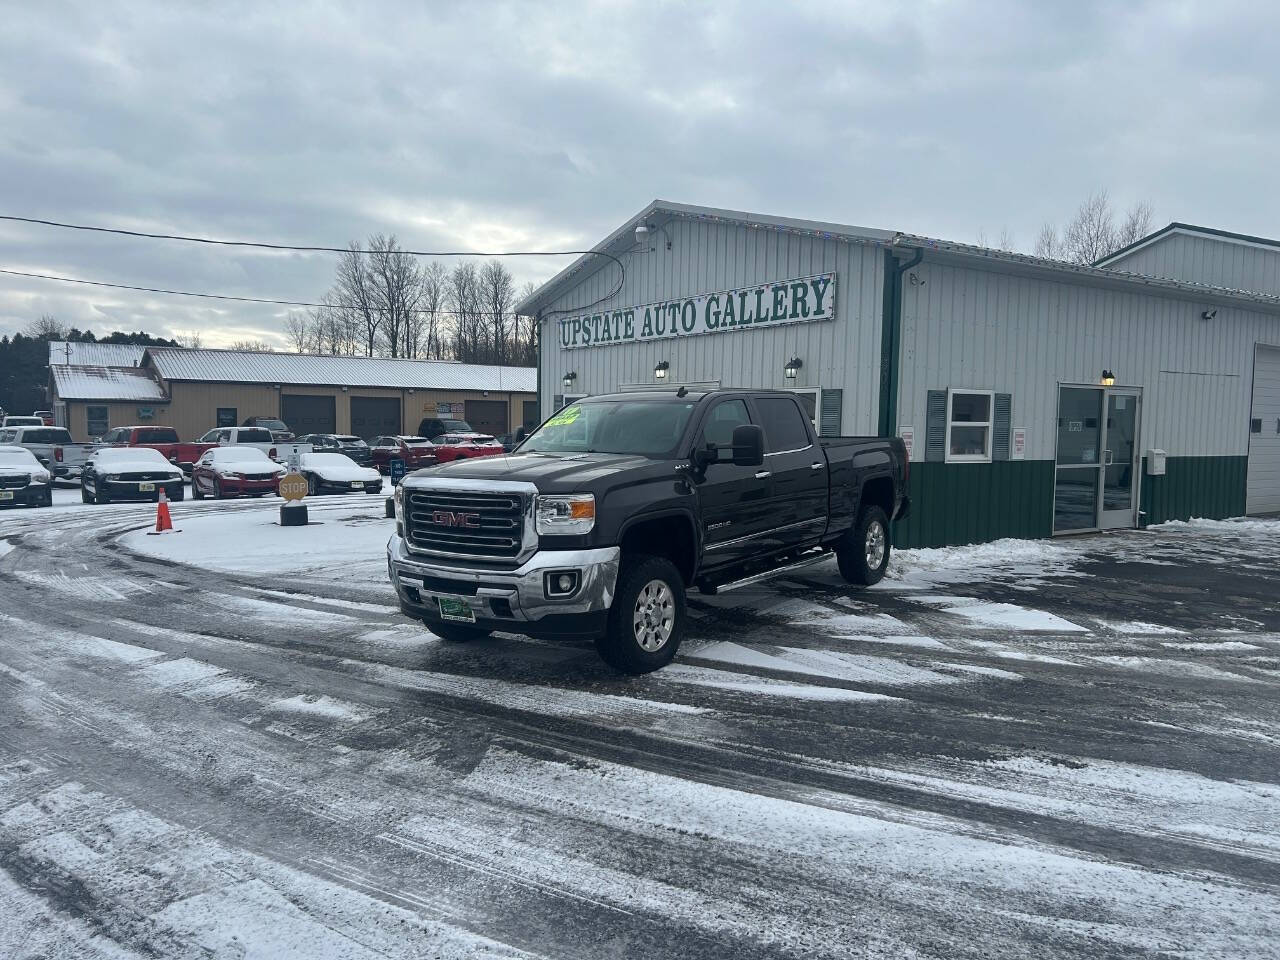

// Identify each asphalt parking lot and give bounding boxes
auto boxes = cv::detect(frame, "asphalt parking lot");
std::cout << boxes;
[1,493,1278,959]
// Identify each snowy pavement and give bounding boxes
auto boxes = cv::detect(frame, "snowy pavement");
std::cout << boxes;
[1,494,1279,959]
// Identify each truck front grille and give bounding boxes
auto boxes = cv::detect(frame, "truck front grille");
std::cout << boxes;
[405,489,527,561]
[119,471,173,481]
[0,475,28,489]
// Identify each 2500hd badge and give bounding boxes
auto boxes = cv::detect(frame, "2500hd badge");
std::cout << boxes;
[388,388,909,674]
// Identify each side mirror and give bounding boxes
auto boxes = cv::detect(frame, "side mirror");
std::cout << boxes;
[731,424,765,467]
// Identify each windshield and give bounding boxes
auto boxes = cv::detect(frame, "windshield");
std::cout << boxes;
[236,428,273,443]
[253,419,288,431]
[521,400,697,457]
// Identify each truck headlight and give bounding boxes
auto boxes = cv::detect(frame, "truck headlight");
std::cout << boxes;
[535,494,595,535]
[393,483,405,517]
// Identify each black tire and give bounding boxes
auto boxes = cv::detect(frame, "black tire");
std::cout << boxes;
[428,622,492,643]
[192,479,205,499]
[307,474,319,497]
[596,554,686,674]
[81,484,92,504]
[214,478,225,500]
[836,505,891,586]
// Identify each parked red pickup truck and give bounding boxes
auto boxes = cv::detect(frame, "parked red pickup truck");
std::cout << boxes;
[98,426,217,474]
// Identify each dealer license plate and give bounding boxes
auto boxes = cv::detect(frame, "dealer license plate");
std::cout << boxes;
[350,480,363,489]
[437,596,475,623]
[138,482,155,492]
[0,491,13,500]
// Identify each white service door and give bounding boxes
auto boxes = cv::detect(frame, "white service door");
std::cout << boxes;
[1247,344,1280,514]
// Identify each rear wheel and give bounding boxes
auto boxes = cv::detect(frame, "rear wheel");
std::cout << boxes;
[596,554,685,674]
[836,504,891,586]
[428,622,492,643]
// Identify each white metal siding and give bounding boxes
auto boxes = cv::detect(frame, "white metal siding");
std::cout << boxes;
[897,258,1280,462]
[536,216,885,436]
[1107,233,1280,297]
[1247,345,1280,514]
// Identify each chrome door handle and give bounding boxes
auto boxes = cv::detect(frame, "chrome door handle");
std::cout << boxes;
[810,462,824,470]
[754,470,771,479]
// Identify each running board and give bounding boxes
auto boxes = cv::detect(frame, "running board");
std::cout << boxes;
[696,548,831,595]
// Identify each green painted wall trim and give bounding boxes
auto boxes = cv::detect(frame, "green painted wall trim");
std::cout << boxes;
[1139,455,1247,525]
[893,455,1248,549]
[893,460,1055,549]
[877,247,922,438]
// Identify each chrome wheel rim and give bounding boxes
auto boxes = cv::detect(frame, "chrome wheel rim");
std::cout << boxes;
[865,520,886,570]
[632,579,675,652]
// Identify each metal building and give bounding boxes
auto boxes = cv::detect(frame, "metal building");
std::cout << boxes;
[48,345,538,444]
[515,201,1280,548]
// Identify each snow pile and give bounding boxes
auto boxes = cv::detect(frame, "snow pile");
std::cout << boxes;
[887,537,1082,588]
[1149,517,1280,536]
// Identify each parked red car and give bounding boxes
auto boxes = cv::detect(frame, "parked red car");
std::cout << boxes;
[369,436,438,474]
[98,426,218,473]
[430,432,506,463]
[191,446,286,499]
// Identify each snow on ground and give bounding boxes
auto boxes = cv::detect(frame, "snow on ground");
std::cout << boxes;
[886,537,1083,588]
[120,491,391,581]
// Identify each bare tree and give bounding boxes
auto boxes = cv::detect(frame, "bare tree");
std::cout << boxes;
[513,280,539,366]
[366,234,424,359]
[418,260,448,360]
[283,311,310,352]
[1034,223,1063,260]
[1035,190,1156,264]
[333,241,382,356]
[24,314,66,339]
[448,262,484,363]
[174,330,203,348]
[479,260,515,363]
[228,339,275,352]
[1116,201,1154,250]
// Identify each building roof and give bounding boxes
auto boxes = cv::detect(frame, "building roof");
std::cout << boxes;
[143,347,537,393]
[50,364,169,402]
[514,199,894,317]
[47,341,149,367]
[1094,222,1280,268]
[515,200,1280,319]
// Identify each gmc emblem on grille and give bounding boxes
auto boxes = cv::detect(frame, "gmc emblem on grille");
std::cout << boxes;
[432,510,481,529]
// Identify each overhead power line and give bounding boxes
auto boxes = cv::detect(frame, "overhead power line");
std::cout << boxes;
[0,266,506,318]
[0,213,625,317]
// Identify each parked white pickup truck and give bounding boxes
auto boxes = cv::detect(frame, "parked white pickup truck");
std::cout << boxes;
[195,426,311,463]
[0,425,94,482]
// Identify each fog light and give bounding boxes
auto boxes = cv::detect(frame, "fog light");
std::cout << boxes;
[544,570,580,599]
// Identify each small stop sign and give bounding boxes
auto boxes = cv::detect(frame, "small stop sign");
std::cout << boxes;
[278,472,308,501]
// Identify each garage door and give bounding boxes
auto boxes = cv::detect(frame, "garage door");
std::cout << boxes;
[350,396,401,440]
[465,399,509,437]
[1247,344,1280,514]
[281,394,336,436]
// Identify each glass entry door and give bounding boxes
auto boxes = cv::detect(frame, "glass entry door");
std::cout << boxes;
[1054,385,1142,533]
[1099,390,1141,529]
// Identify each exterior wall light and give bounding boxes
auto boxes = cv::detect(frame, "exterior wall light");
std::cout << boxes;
[784,357,803,380]
[1101,369,1116,387]
[654,360,670,380]
[562,371,577,389]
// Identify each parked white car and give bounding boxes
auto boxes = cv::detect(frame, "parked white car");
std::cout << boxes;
[0,445,53,508]
[81,447,185,504]
[195,426,310,462]
[298,452,383,496]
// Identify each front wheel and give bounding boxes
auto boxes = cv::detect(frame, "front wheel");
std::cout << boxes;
[192,479,205,499]
[307,474,319,497]
[836,505,891,586]
[597,554,686,674]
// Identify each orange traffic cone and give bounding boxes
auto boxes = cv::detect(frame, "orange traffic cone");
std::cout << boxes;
[151,487,175,534]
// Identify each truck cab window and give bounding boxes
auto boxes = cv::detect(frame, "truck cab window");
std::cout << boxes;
[754,397,811,453]
[699,399,751,449]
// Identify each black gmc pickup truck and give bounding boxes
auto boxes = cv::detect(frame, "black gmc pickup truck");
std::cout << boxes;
[388,389,909,673]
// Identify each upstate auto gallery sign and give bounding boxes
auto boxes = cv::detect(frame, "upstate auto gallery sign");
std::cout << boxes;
[557,273,836,350]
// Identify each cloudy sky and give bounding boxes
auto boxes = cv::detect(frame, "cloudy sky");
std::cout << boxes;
[0,0,1275,345]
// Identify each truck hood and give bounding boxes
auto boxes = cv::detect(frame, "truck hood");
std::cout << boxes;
[410,451,664,491]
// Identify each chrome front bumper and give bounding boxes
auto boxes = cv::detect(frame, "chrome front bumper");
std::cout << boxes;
[387,534,620,622]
